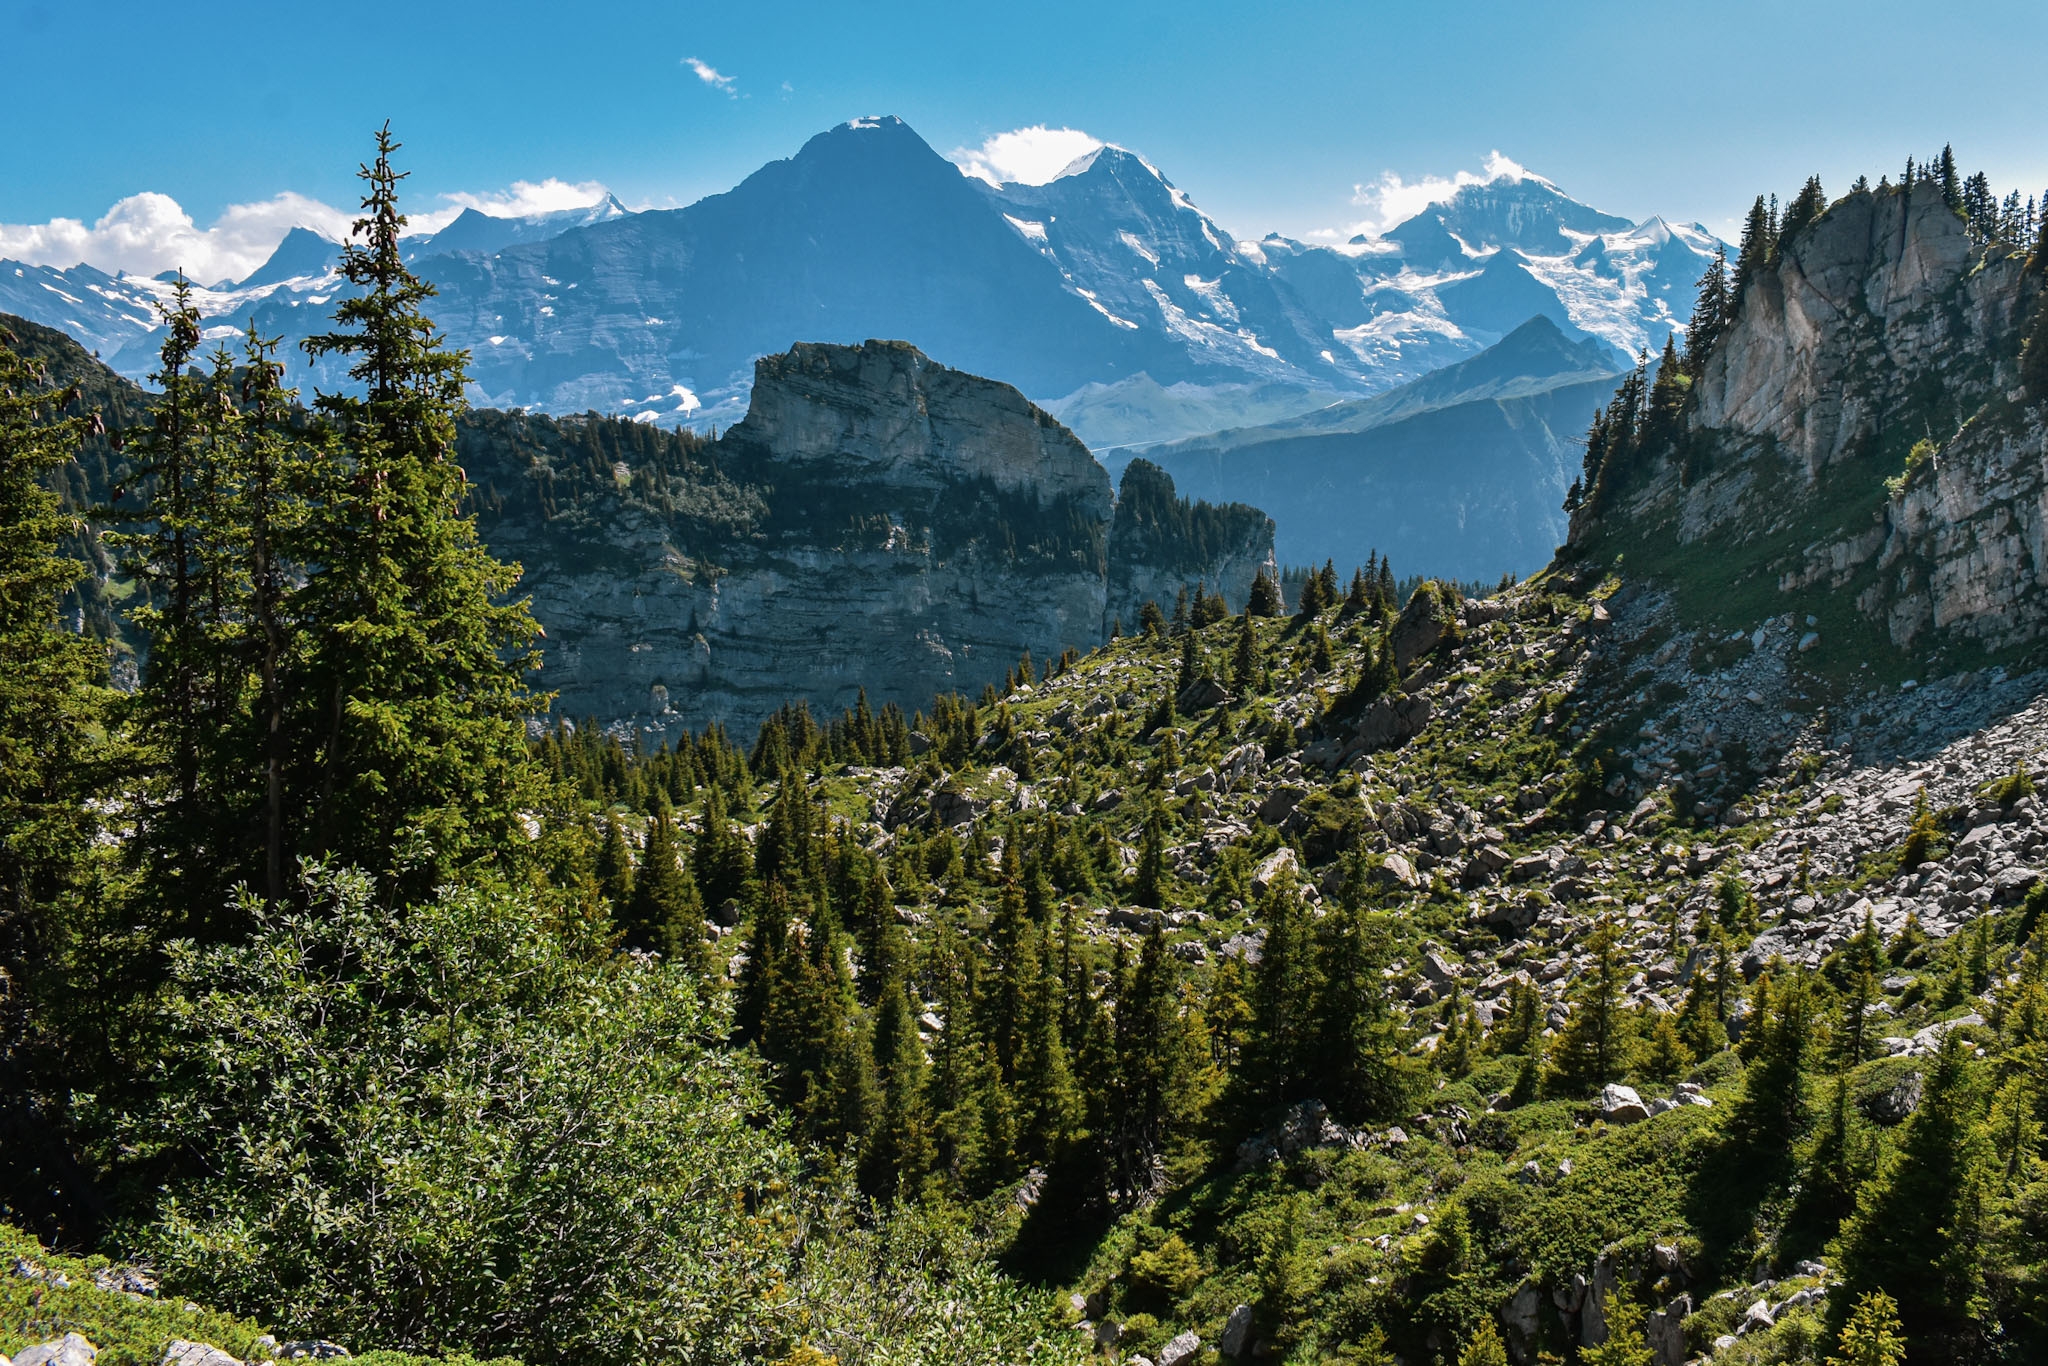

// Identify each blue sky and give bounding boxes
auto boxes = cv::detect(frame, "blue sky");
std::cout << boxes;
[3,0,2044,279]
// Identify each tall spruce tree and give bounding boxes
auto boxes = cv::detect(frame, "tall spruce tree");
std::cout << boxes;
[1683,245,1731,376]
[296,124,544,895]
[1829,1031,1992,1359]
[0,324,107,1162]
[1548,919,1632,1094]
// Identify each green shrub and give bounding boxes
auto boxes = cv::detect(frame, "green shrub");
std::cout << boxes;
[121,867,1083,1366]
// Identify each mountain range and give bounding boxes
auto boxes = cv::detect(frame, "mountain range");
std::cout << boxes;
[2,117,1716,452]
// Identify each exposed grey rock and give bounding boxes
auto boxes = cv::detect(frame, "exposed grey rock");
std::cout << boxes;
[1351,694,1434,753]
[1250,847,1301,896]
[483,340,1273,733]
[163,1343,241,1366]
[13,1337,95,1366]
[1157,1330,1201,1366]
[1862,1071,1924,1125]
[1599,1084,1650,1124]
[276,1346,349,1362]
[92,1265,157,1297]
[1220,1303,1254,1358]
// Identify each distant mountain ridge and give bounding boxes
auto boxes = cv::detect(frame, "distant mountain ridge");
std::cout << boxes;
[3,117,1719,450]
[1133,316,1627,579]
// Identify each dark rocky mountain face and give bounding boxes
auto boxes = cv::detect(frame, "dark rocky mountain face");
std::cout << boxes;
[1570,183,2048,674]
[1135,317,1625,578]
[464,339,1274,731]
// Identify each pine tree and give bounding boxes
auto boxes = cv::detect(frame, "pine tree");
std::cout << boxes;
[1937,144,1961,213]
[1241,868,1320,1111]
[295,125,545,896]
[0,323,106,1082]
[1132,806,1169,908]
[1732,196,1775,305]
[1829,1032,1992,1356]
[1838,909,1887,1065]
[621,803,706,967]
[1779,175,1828,247]
[865,969,933,1199]
[1247,568,1282,617]
[1682,246,1731,376]
[595,812,635,911]
[692,782,754,911]
[1580,1293,1654,1366]
[1826,1291,1906,1366]
[1549,920,1632,1094]
[1314,902,1412,1122]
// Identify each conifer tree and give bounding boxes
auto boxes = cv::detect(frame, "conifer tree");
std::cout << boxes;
[1247,568,1282,617]
[1107,927,1194,1201]
[1829,1032,1992,1356]
[0,323,106,1086]
[1548,919,1631,1094]
[296,125,544,896]
[1682,245,1731,376]
[1827,1291,1906,1366]
[1314,902,1411,1121]
[1838,909,1887,1065]
[693,782,754,910]
[866,968,933,1199]
[1241,869,1320,1110]
[1732,196,1774,305]
[595,812,635,911]
[621,803,706,967]
[1779,175,1828,247]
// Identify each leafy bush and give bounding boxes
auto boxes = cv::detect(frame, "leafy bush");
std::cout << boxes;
[118,867,1080,1366]
[121,867,798,1364]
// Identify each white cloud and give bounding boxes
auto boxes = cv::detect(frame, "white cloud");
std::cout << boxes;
[951,126,1104,187]
[399,177,618,234]
[685,56,737,96]
[1306,150,1546,242]
[0,191,351,283]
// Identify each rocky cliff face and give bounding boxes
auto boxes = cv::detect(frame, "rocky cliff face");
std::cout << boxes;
[470,340,1273,732]
[1572,183,2047,668]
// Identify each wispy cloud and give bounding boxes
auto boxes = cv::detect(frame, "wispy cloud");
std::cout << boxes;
[951,126,1104,186]
[1307,150,1544,242]
[0,191,351,283]
[685,56,738,97]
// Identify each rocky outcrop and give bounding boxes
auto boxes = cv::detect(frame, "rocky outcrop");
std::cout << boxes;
[1570,182,2048,660]
[477,340,1272,732]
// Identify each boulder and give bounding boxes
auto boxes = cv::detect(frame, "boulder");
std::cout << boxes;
[1463,844,1511,884]
[1646,1296,1691,1366]
[928,787,987,829]
[1599,1084,1650,1124]
[1861,1071,1923,1125]
[163,1345,241,1366]
[1250,847,1300,896]
[1158,1331,1201,1366]
[1376,853,1418,889]
[277,1347,349,1362]
[14,1338,96,1366]
[1256,786,1308,827]
[1503,1281,1542,1348]
[1352,694,1434,752]
[1220,1304,1254,1359]
[92,1266,157,1297]
[1177,676,1230,711]
[1392,590,1451,671]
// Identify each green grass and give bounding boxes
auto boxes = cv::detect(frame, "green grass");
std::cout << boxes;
[0,1226,520,1366]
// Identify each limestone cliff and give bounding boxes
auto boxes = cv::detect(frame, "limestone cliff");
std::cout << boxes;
[466,340,1273,731]
[1568,182,2048,671]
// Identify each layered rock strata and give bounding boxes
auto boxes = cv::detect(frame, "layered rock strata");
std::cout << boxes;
[479,340,1273,731]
